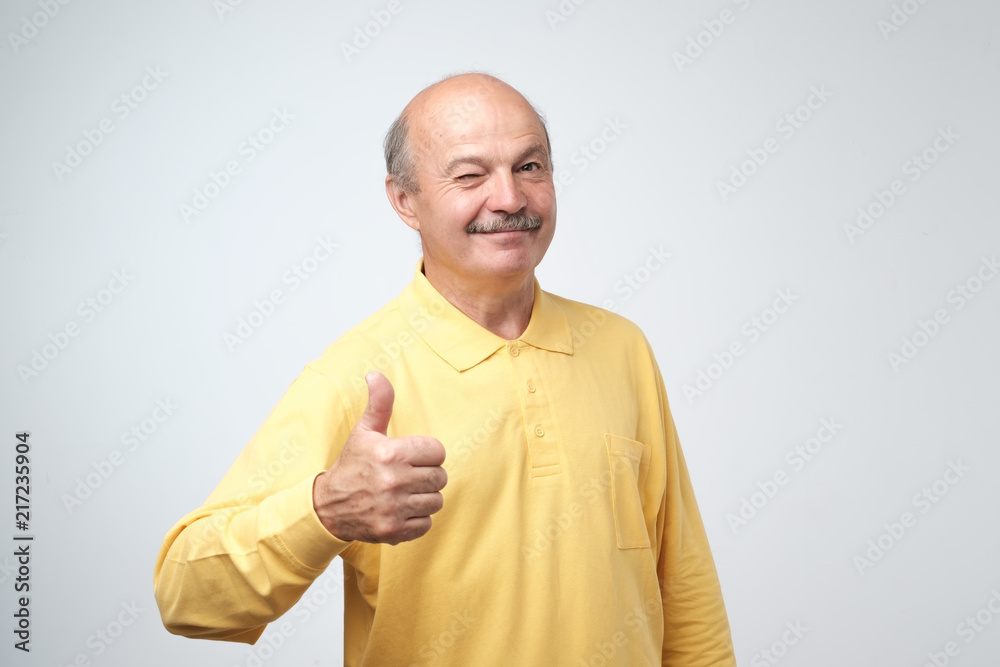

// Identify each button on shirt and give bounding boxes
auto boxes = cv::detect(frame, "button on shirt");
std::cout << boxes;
[154,260,735,666]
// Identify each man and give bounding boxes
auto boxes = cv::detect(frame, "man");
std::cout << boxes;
[155,73,736,665]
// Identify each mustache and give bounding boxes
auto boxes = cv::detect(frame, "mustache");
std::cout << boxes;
[466,212,542,234]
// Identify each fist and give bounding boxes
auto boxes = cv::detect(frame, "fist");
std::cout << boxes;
[313,371,447,545]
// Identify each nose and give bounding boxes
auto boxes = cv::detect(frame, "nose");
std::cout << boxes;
[487,171,528,214]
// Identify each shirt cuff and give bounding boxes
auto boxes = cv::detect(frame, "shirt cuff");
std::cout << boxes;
[262,472,352,573]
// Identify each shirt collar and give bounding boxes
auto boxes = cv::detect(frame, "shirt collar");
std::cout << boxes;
[398,259,574,372]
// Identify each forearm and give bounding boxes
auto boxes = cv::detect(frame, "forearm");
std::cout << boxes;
[657,440,735,666]
[647,350,735,665]
[154,366,361,640]
[659,523,735,666]
[154,473,349,642]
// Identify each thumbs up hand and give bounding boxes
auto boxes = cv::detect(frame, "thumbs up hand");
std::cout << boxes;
[313,372,447,545]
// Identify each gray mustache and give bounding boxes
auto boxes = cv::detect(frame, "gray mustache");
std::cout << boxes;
[466,213,542,234]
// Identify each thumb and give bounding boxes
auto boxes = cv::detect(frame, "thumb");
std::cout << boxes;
[356,371,394,435]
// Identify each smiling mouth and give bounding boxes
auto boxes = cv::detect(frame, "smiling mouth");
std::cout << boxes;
[466,213,542,234]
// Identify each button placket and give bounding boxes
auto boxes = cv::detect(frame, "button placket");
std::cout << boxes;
[507,343,559,476]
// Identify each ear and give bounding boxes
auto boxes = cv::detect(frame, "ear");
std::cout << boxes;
[385,175,421,232]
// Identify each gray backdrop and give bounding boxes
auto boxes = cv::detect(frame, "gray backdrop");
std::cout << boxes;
[2,1,999,665]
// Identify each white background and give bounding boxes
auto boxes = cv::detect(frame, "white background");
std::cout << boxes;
[2,1,999,665]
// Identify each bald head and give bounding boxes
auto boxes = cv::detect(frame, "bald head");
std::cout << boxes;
[384,73,551,194]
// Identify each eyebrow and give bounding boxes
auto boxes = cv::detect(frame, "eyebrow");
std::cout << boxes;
[444,142,549,175]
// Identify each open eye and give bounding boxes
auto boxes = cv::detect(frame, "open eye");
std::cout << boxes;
[520,162,543,172]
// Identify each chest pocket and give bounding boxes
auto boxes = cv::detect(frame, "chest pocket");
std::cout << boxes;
[604,434,652,549]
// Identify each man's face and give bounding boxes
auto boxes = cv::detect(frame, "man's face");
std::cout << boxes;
[396,79,556,287]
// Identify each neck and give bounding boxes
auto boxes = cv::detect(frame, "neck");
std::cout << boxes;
[422,263,535,340]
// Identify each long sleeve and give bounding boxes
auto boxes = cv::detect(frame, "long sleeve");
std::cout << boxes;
[153,365,356,643]
[153,274,740,663]
[651,356,737,665]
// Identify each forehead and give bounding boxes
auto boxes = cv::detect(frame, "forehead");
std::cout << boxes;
[409,81,546,163]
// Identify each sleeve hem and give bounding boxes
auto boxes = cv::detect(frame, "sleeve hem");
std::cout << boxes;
[265,472,352,572]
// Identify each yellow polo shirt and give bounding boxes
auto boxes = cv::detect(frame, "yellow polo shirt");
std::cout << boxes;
[154,261,735,666]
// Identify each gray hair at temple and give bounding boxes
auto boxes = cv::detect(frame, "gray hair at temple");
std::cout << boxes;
[383,74,553,195]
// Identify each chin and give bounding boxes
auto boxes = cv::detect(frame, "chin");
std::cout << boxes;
[477,247,548,278]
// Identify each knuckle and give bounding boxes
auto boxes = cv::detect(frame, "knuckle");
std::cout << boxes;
[432,438,446,457]
[407,520,429,542]
[427,492,444,513]
[372,442,395,465]
[373,516,400,541]
[432,468,448,490]
[378,469,400,491]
